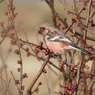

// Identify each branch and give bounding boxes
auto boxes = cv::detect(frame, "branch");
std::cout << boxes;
[3,79,11,95]
[26,56,51,95]
[45,0,57,27]
[0,0,4,3]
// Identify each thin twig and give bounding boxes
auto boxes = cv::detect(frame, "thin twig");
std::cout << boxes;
[0,46,8,83]
[0,0,4,3]
[3,79,11,95]
[64,22,74,34]
[14,30,23,95]
[45,0,57,27]
[10,71,20,91]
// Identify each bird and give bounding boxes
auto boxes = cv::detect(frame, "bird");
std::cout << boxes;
[38,22,91,55]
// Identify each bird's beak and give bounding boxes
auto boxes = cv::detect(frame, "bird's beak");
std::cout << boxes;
[38,29,42,34]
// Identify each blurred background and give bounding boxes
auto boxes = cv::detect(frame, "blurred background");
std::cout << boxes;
[0,0,93,95]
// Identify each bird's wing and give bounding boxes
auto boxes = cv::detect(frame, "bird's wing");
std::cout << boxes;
[47,35,74,44]
[41,24,74,44]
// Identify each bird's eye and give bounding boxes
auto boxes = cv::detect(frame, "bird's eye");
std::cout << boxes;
[40,27,46,30]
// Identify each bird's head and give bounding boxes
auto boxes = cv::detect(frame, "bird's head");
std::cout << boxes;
[38,22,53,36]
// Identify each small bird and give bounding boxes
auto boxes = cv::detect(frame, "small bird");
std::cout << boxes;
[38,22,91,55]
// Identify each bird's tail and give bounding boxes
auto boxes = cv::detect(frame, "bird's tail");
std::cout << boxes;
[68,45,91,55]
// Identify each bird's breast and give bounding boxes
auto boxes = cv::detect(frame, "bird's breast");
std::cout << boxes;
[45,40,70,53]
